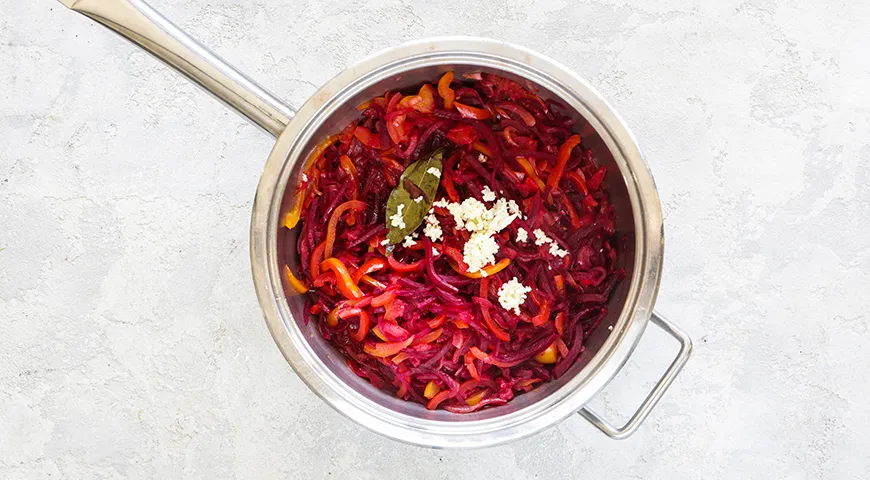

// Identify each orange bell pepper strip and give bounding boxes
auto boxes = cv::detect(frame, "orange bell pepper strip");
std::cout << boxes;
[319,258,363,299]
[471,141,493,158]
[283,265,309,294]
[437,71,455,110]
[515,156,546,192]
[547,134,582,196]
[353,126,381,149]
[554,275,565,296]
[391,351,411,364]
[326,306,340,327]
[413,328,444,346]
[363,336,414,358]
[371,289,398,308]
[464,351,480,381]
[426,389,452,410]
[352,257,388,284]
[554,311,566,336]
[324,200,367,258]
[459,258,511,279]
[428,314,448,329]
[415,84,436,114]
[455,101,492,120]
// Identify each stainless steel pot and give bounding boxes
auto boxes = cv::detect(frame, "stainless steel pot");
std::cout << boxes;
[60,0,692,448]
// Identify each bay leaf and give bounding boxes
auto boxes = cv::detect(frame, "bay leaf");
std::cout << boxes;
[385,148,444,245]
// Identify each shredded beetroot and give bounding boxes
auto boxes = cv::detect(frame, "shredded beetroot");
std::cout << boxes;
[283,72,624,412]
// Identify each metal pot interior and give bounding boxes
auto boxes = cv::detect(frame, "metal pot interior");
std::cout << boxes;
[274,61,637,423]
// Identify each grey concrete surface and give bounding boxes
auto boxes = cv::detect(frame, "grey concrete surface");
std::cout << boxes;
[2,0,869,478]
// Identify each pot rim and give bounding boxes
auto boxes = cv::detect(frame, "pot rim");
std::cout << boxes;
[250,36,664,448]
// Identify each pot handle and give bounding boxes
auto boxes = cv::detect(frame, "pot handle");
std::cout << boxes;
[58,0,295,138]
[578,312,692,439]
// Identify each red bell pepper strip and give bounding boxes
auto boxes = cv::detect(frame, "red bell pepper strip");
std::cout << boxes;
[455,101,492,120]
[348,310,371,343]
[547,134,582,196]
[480,303,510,341]
[352,257,388,284]
[387,254,424,273]
[446,124,478,145]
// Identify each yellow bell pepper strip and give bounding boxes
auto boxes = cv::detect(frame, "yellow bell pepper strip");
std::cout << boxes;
[423,380,441,399]
[283,265,309,294]
[324,200,367,258]
[437,71,455,110]
[391,351,411,365]
[371,325,387,341]
[455,101,492,120]
[465,389,487,406]
[319,258,363,300]
[282,134,339,229]
[282,188,308,230]
[534,343,559,364]
[363,336,414,358]
[547,134,582,199]
[359,275,387,290]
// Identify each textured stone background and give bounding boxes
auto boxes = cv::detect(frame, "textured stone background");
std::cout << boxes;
[2,0,869,478]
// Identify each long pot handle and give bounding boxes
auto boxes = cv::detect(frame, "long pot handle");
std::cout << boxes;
[579,312,692,439]
[58,0,295,138]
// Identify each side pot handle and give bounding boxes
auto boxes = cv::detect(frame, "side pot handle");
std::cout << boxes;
[578,312,692,439]
[58,0,295,137]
